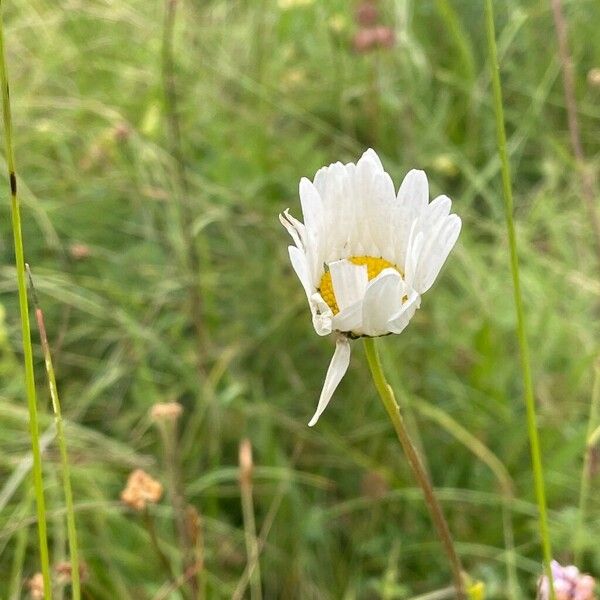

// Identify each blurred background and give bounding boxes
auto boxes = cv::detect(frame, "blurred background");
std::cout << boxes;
[1,0,600,597]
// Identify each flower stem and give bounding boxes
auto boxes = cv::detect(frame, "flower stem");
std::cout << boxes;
[484,1,555,597]
[155,417,196,600]
[575,358,600,563]
[27,266,80,600]
[0,5,52,597]
[142,508,179,587]
[363,337,465,599]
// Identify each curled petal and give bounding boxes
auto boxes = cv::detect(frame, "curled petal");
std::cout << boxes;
[361,268,406,337]
[308,336,351,427]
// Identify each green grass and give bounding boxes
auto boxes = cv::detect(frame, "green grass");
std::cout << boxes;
[1,0,600,597]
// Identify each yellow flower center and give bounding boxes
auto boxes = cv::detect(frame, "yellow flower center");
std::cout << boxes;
[318,255,399,315]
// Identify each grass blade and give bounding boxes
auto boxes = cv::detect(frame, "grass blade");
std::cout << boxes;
[483,1,555,597]
[0,3,52,597]
[27,266,81,600]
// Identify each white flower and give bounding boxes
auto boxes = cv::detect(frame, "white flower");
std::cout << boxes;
[280,149,461,426]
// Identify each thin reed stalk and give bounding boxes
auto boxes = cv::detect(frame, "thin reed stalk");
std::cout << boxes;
[363,337,466,599]
[484,1,555,597]
[239,439,262,600]
[161,0,205,353]
[575,359,600,563]
[231,442,304,600]
[27,267,81,600]
[142,508,179,588]
[154,415,197,599]
[0,5,52,597]
[549,0,600,260]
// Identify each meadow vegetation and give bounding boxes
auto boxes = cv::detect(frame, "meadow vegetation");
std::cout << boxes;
[1,0,600,597]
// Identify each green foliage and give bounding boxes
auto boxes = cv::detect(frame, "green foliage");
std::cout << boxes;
[1,0,600,597]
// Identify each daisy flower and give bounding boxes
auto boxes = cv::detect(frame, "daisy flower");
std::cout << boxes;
[280,149,461,426]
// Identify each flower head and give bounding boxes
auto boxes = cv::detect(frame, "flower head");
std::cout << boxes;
[121,469,163,511]
[150,401,183,422]
[538,561,597,600]
[27,573,45,600]
[280,149,461,425]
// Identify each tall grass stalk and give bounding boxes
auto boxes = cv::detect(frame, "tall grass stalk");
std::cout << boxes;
[575,359,600,563]
[0,5,52,597]
[162,0,205,353]
[549,0,600,259]
[26,267,80,600]
[484,1,555,597]
[363,337,466,599]
[239,439,262,600]
[154,414,197,599]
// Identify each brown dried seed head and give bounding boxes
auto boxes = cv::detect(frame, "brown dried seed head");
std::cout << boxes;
[185,504,202,546]
[55,560,89,585]
[150,401,183,422]
[353,28,377,53]
[239,438,254,485]
[360,470,389,500]
[69,243,92,260]
[373,25,395,49]
[121,469,163,511]
[355,1,379,27]
[27,573,45,600]
[587,68,600,88]
[113,122,131,142]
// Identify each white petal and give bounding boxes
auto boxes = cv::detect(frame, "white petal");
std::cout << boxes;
[309,293,333,336]
[427,194,452,220]
[397,169,429,213]
[279,209,306,250]
[288,246,313,301]
[308,336,351,427]
[404,224,424,290]
[288,246,332,336]
[361,268,406,337]
[299,177,325,276]
[389,169,430,268]
[356,148,384,173]
[410,215,461,293]
[387,290,421,334]
[299,177,323,235]
[329,259,368,311]
[332,300,363,333]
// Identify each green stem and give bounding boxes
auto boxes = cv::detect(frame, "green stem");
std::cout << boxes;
[0,5,52,598]
[27,267,80,600]
[156,419,195,600]
[142,508,179,587]
[484,1,555,597]
[575,359,600,563]
[363,338,465,599]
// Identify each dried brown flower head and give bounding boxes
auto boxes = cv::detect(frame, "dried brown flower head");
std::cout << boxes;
[113,122,131,142]
[55,560,89,585]
[121,469,163,511]
[360,470,390,500]
[588,68,600,88]
[352,26,395,53]
[150,401,183,422]
[373,25,395,49]
[353,28,377,53]
[355,1,379,27]
[239,438,254,486]
[27,573,45,600]
[69,243,92,260]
